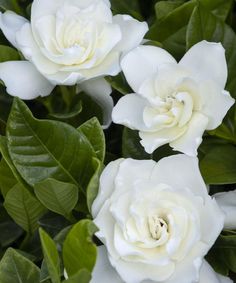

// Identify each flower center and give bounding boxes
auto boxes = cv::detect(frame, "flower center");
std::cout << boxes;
[148,215,168,240]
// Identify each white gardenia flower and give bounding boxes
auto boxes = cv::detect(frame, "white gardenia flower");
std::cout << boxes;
[0,0,148,126]
[112,41,235,155]
[92,155,225,283]
[91,247,233,283]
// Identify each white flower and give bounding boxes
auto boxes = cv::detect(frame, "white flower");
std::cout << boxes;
[92,155,224,283]
[214,190,236,230]
[0,0,148,126]
[91,247,233,283]
[112,41,235,155]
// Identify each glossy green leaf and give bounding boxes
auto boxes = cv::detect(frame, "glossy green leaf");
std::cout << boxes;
[0,45,19,62]
[106,73,133,95]
[110,0,143,20]
[4,183,46,233]
[78,117,105,162]
[87,158,103,213]
[155,0,185,21]
[63,269,91,283]
[63,220,97,277]
[49,100,82,120]
[0,159,17,198]
[34,178,78,221]
[6,98,95,189]
[39,228,61,283]
[186,4,236,99]
[122,127,150,160]
[0,248,40,283]
[200,145,236,184]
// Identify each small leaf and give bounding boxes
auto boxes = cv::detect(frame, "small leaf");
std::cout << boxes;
[63,269,91,283]
[0,0,23,14]
[0,45,19,62]
[200,145,236,184]
[63,220,97,277]
[0,159,17,198]
[4,183,46,233]
[0,248,40,283]
[87,158,103,213]
[34,178,78,221]
[39,228,61,283]
[78,117,105,162]
[6,98,95,189]
[106,73,132,95]
[110,0,143,20]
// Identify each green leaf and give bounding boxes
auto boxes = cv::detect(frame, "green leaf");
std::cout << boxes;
[122,127,150,159]
[200,145,236,184]
[106,73,133,95]
[0,159,17,198]
[63,220,97,277]
[4,183,46,234]
[87,158,103,213]
[34,178,78,221]
[78,117,105,162]
[39,228,61,283]
[147,0,233,59]
[0,204,23,248]
[6,98,95,189]
[49,100,82,120]
[110,0,143,20]
[0,0,23,14]
[0,45,19,62]
[63,269,91,283]
[0,248,40,283]
[155,0,185,21]
[186,4,236,99]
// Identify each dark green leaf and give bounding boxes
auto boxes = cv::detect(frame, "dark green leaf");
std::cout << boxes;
[110,0,143,20]
[0,159,17,198]
[34,178,78,221]
[200,145,236,184]
[63,220,97,277]
[0,0,23,14]
[106,73,133,95]
[0,248,40,283]
[87,158,103,213]
[4,183,46,233]
[0,45,19,62]
[78,117,105,162]
[39,228,61,283]
[155,0,185,21]
[7,98,95,189]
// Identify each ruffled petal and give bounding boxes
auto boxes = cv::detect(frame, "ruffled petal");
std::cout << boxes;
[113,14,148,53]
[79,77,113,128]
[179,41,227,88]
[112,93,149,131]
[0,11,28,48]
[0,61,54,99]
[121,45,176,92]
[170,112,209,156]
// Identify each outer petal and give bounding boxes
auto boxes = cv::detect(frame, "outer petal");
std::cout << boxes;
[0,61,55,99]
[199,260,233,283]
[170,112,209,156]
[199,81,235,130]
[92,159,123,218]
[121,45,176,92]
[179,41,227,88]
[139,126,187,154]
[150,154,208,198]
[113,14,148,53]
[214,190,236,230]
[91,246,124,283]
[79,77,113,128]
[0,11,27,48]
[112,93,149,131]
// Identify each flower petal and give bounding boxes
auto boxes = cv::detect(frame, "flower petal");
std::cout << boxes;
[92,159,123,218]
[199,81,235,130]
[179,41,227,88]
[139,126,187,154]
[91,246,124,283]
[150,154,208,198]
[79,77,113,128]
[113,14,148,53]
[170,112,209,156]
[112,93,149,131]
[0,11,28,48]
[121,45,176,92]
[0,61,55,99]
[213,190,236,230]
[199,260,233,283]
